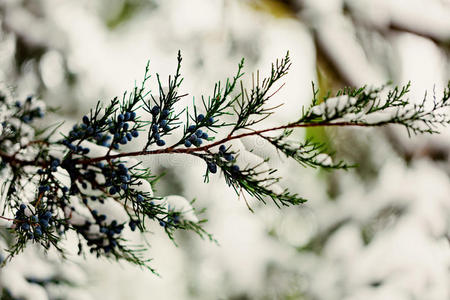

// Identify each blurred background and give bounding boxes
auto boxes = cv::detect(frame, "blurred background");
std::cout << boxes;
[0,0,449,299]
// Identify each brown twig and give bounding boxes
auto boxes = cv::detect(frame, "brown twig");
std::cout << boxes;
[78,121,370,165]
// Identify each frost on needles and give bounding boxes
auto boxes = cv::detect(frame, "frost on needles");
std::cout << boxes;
[0,51,449,272]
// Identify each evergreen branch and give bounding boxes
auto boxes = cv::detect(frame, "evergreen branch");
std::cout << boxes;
[0,52,448,272]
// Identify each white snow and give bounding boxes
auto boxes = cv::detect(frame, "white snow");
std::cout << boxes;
[310,95,357,118]
[315,153,333,166]
[164,195,199,223]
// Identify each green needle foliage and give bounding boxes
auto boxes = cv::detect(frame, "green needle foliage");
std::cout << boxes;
[0,51,448,272]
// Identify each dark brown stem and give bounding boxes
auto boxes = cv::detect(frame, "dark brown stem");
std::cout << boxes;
[0,215,15,222]
[78,121,369,164]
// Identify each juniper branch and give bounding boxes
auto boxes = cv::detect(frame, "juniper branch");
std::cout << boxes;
[0,51,448,271]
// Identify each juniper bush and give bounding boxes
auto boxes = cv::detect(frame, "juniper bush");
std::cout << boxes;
[0,51,449,273]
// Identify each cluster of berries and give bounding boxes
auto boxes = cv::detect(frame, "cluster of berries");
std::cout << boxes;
[64,111,139,153]
[159,213,180,228]
[196,114,214,124]
[150,105,171,146]
[101,162,131,195]
[203,145,239,175]
[206,161,217,174]
[108,112,139,149]
[14,204,52,240]
[38,184,51,195]
[69,117,111,147]
[82,195,105,205]
[184,114,214,148]
[37,158,61,174]
[15,96,45,123]
[219,145,239,173]
[68,114,104,142]
[79,210,125,255]
[185,128,208,147]
[95,133,112,147]
[62,139,91,155]
[218,145,240,174]
[218,145,234,162]
[128,219,138,231]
